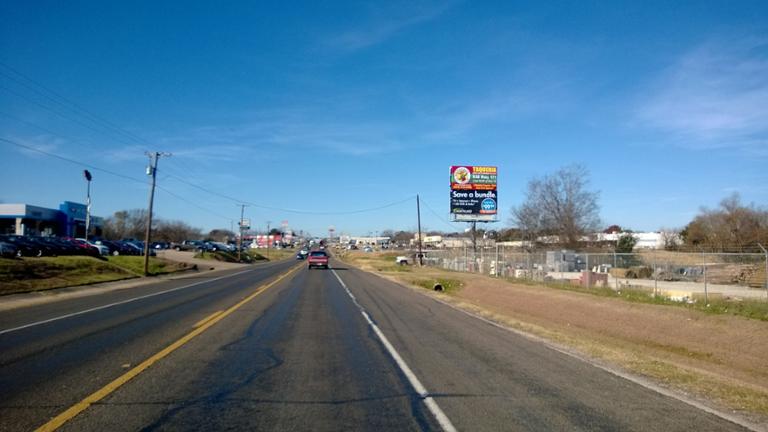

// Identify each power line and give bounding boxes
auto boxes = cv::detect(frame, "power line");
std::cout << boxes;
[0,63,152,147]
[0,84,145,149]
[420,198,460,231]
[163,173,416,215]
[0,137,230,221]
[0,136,146,184]
[1,136,415,218]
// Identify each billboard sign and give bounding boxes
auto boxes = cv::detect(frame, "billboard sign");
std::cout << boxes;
[450,165,498,222]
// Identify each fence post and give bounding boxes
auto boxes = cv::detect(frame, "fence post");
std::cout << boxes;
[653,249,658,296]
[613,252,618,290]
[585,253,590,288]
[480,246,484,274]
[702,251,708,304]
[759,243,767,300]
[495,244,499,277]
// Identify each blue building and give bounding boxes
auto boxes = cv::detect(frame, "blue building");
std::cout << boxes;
[0,201,102,237]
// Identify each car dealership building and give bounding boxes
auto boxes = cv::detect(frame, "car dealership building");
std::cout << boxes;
[0,201,102,237]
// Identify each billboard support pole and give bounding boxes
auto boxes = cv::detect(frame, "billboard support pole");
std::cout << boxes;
[416,194,423,266]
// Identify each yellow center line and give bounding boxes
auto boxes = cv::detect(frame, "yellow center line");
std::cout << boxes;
[35,264,303,432]
[193,310,223,328]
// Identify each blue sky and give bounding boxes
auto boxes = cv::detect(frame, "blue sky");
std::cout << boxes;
[1,1,767,237]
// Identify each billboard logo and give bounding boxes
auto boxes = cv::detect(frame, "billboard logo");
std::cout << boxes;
[480,198,497,213]
[453,166,471,184]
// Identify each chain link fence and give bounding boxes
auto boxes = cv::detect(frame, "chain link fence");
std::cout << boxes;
[420,247,768,301]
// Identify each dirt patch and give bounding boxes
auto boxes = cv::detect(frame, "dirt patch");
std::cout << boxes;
[342,252,768,424]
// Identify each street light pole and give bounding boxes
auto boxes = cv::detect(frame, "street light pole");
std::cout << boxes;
[143,151,171,276]
[83,170,92,241]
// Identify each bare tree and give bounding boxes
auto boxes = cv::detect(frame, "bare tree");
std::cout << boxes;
[154,220,203,243]
[511,164,601,247]
[102,209,148,240]
[207,229,236,242]
[681,193,768,251]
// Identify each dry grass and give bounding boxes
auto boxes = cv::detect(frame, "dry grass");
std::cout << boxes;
[338,251,768,422]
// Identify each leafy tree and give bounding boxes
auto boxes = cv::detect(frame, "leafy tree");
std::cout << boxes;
[511,164,601,247]
[616,233,637,253]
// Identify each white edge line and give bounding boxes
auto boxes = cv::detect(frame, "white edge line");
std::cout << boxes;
[0,268,258,336]
[331,269,457,432]
[418,287,765,432]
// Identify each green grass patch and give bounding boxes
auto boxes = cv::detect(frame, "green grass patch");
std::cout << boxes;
[0,256,135,295]
[0,255,192,295]
[106,256,190,276]
[194,250,273,263]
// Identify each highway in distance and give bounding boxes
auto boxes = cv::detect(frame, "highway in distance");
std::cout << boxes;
[0,258,753,431]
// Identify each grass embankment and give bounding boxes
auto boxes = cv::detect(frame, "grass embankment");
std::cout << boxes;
[195,250,266,263]
[194,248,295,263]
[0,256,190,295]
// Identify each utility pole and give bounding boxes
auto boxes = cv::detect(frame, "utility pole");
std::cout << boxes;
[237,204,247,262]
[266,220,271,259]
[143,151,171,276]
[83,170,92,241]
[416,194,423,266]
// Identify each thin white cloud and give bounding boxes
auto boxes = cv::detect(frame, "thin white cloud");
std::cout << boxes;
[326,1,456,51]
[11,135,63,158]
[636,38,768,152]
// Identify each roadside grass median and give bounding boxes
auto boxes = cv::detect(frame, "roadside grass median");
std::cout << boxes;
[0,255,192,295]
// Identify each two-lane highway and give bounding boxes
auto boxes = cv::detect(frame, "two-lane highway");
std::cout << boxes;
[0,258,754,431]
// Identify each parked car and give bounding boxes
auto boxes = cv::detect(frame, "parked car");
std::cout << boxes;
[76,238,110,256]
[0,241,19,258]
[0,235,47,257]
[173,240,204,251]
[95,240,133,256]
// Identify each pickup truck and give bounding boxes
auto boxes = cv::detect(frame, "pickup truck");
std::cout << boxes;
[307,250,329,269]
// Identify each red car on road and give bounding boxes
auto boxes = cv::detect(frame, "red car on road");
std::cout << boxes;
[307,250,329,269]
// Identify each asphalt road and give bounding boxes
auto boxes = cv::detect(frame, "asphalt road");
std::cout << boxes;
[0,258,753,431]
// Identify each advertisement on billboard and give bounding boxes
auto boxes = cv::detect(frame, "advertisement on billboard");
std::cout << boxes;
[450,165,498,222]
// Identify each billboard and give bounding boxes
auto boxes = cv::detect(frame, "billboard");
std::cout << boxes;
[450,165,498,222]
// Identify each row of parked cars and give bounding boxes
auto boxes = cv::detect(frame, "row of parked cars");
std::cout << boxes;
[0,235,156,258]
[171,240,243,253]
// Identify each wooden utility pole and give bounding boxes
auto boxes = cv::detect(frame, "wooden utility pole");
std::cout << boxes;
[143,151,170,276]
